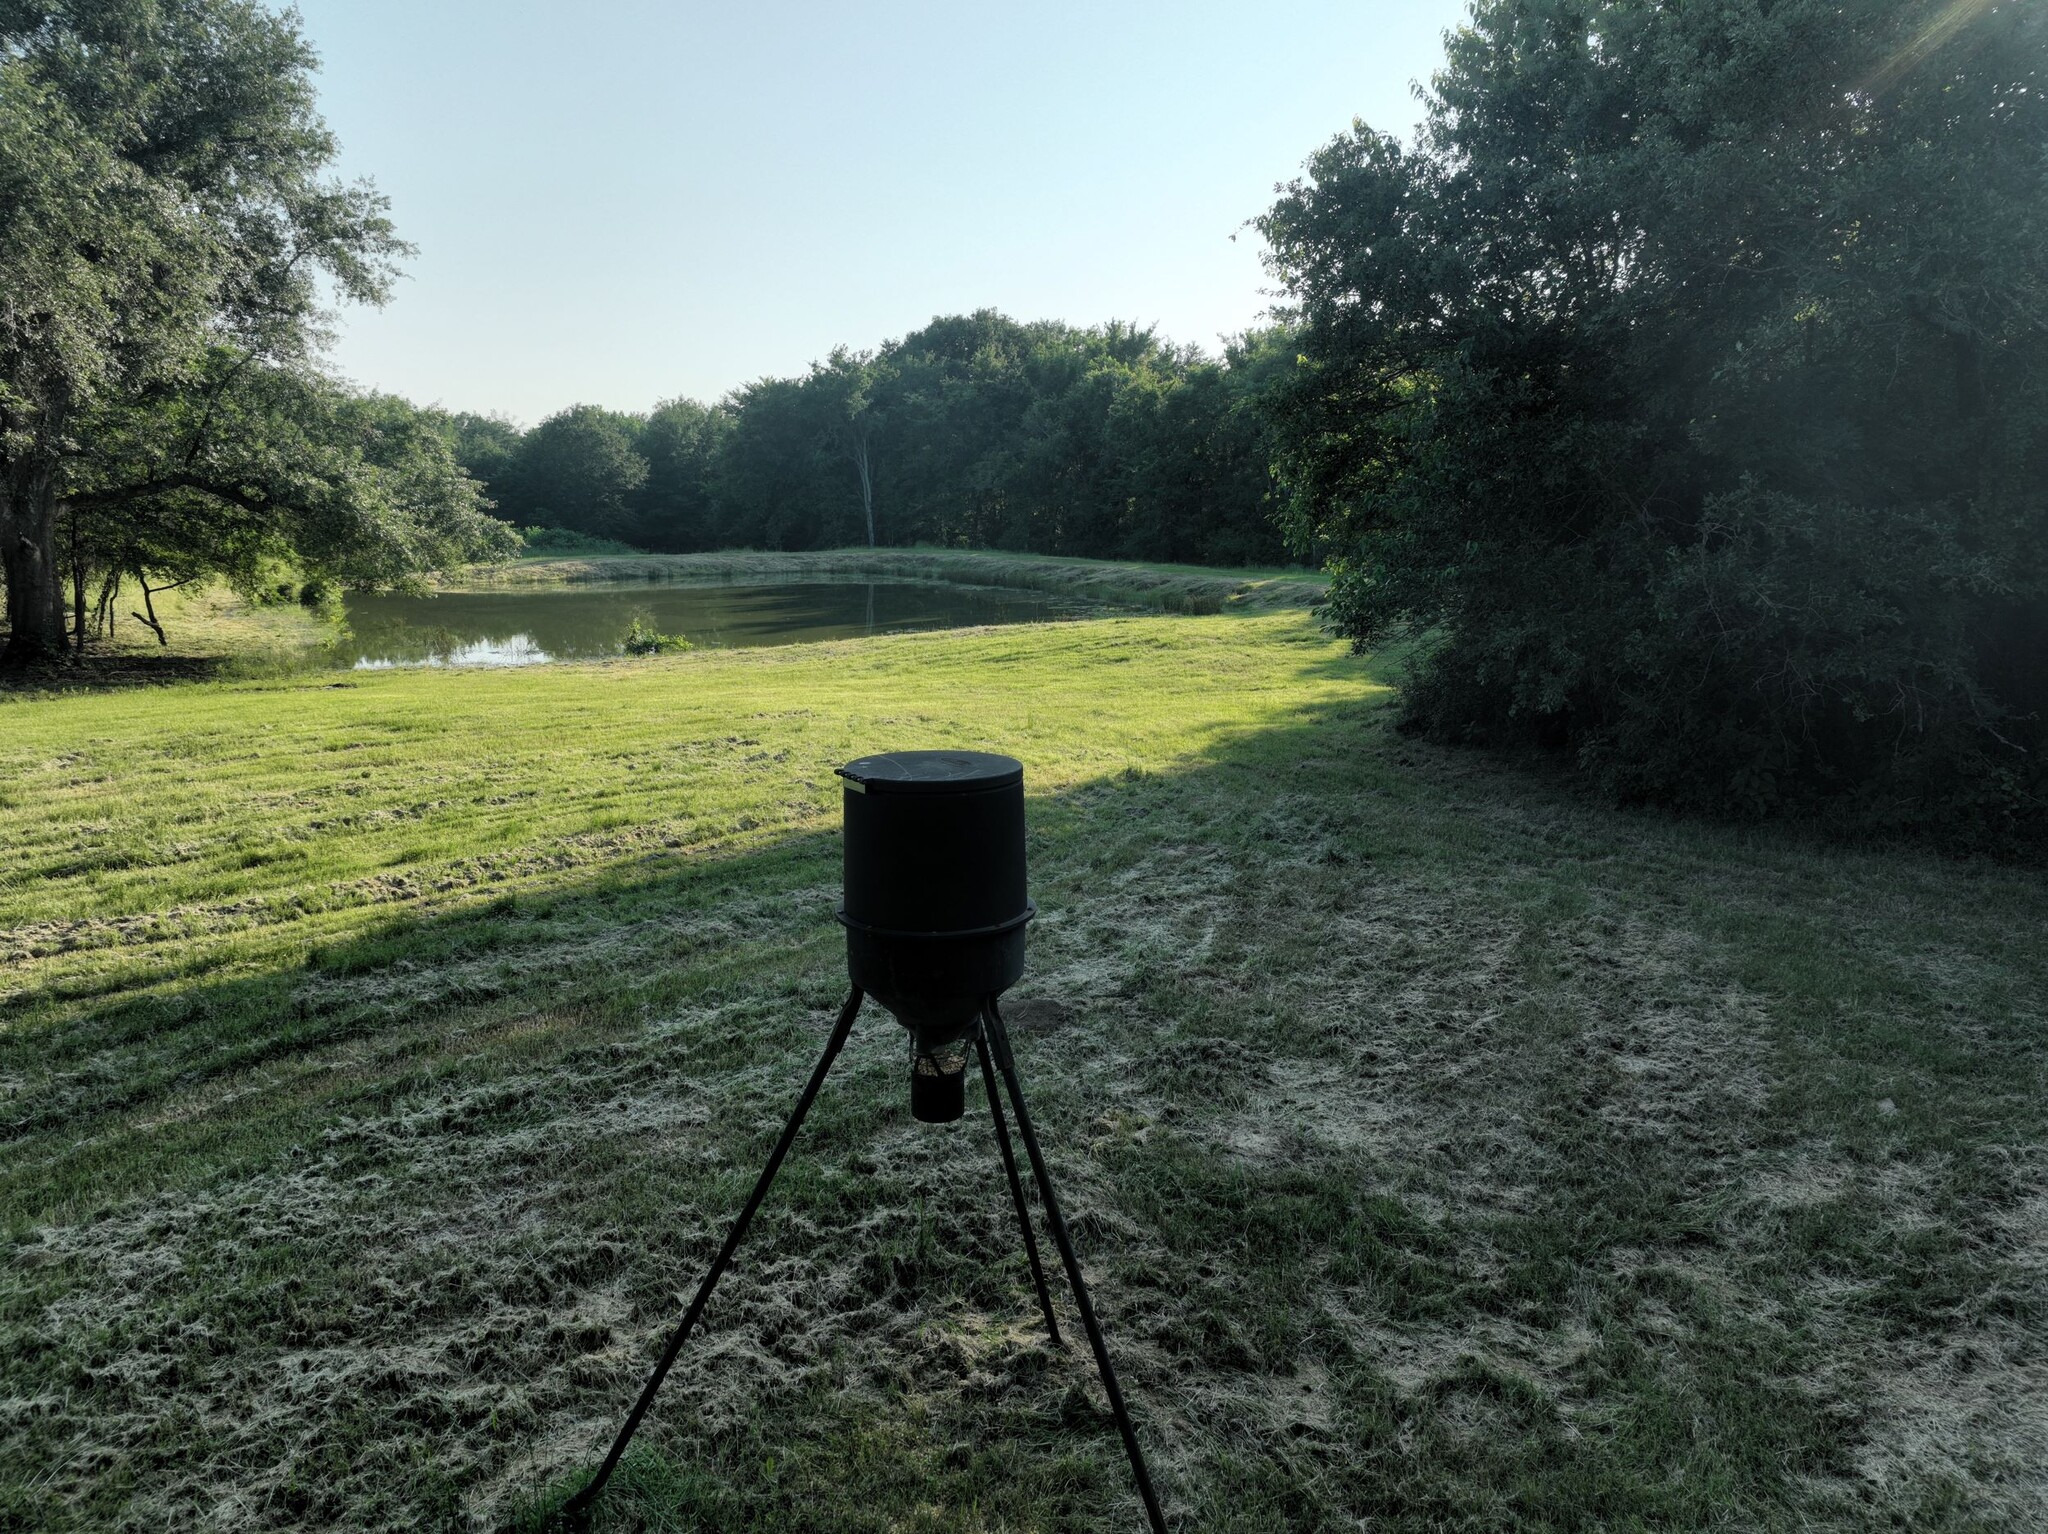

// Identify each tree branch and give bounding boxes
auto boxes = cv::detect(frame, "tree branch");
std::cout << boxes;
[183,353,262,468]
[67,473,280,518]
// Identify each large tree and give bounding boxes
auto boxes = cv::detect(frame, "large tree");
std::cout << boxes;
[1261,0,2048,842]
[710,375,843,550]
[443,411,524,493]
[65,359,510,645]
[497,404,647,540]
[814,347,884,548]
[0,0,502,665]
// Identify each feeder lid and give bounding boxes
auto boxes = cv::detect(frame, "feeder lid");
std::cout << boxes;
[836,750,1023,795]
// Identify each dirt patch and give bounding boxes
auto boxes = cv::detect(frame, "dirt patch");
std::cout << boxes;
[1000,998,1076,1035]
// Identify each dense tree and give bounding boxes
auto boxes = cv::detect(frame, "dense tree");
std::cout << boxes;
[442,312,1294,567]
[635,397,729,552]
[0,0,505,664]
[443,412,524,491]
[496,405,646,540]
[708,376,843,550]
[815,347,884,547]
[1261,0,2048,843]
[703,312,1292,562]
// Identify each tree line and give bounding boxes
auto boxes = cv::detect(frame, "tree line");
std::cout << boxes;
[443,313,1294,568]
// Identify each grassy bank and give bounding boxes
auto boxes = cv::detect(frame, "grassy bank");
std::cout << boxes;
[453,546,1327,614]
[3,606,2044,1532]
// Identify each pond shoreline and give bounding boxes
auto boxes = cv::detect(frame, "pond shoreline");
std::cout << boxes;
[443,546,1327,614]
[0,550,1328,695]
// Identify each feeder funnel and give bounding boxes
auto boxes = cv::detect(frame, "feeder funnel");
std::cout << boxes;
[836,750,1034,1122]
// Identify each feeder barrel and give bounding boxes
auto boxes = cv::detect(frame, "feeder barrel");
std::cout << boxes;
[837,750,1027,937]
[836,750,1033,1041]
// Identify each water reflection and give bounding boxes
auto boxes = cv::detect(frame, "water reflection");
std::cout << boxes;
[338,580,1056,670]
[352,634,553,669]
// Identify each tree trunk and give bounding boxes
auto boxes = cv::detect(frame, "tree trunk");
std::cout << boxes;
[95,570,122,639]
[132,574,175,646]
[853,433,876,548]
[0,482,67,666]
[68,503,88,654]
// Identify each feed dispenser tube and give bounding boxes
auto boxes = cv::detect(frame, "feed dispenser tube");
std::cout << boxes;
[562,753,1166,1534]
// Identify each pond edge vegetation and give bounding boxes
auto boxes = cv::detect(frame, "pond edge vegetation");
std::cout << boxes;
[449,547,1329,617]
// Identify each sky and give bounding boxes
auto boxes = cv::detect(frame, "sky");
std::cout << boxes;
[293,0,1468,424]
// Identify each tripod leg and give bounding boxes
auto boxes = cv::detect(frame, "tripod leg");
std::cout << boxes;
[564,987,866,1517]
[976,1026,1063,1347]
[982,998,1168,1534]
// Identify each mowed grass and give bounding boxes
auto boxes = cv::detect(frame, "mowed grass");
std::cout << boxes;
[2,601,2045,1533]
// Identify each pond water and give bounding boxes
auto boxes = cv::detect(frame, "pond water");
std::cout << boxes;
[336,581,1059,669]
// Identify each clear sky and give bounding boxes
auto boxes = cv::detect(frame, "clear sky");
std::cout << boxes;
[293,0,1467,424]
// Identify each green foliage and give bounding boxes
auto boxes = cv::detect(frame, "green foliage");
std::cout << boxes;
[636,395,732,551]
[513,526,638,557]
[0,0,508,664]
[72,361,514,592]
[1261,0,2048,848]
[619,615,692,654]
[492,403,646,542]
[787,311,1289,564]
[442,410,523,488]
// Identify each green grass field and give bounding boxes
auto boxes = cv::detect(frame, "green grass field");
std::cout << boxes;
[3,563,2044,1532]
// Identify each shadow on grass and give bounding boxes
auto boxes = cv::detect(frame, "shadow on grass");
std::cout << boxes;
[0,820,849,1164]
[0,643,337,696]
[0,649,236,695]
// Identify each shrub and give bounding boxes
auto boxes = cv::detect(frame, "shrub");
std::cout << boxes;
[516,526,640,557]
[620,617,692,655]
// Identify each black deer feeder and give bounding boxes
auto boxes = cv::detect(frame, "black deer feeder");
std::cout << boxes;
[563,752,1167,1532]
[838,750,1031,1122]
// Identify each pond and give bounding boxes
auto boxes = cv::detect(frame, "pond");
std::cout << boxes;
[336,580,1061,669]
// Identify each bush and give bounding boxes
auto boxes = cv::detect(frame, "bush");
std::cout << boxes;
[620,617,692,655]
[516,526,640,557]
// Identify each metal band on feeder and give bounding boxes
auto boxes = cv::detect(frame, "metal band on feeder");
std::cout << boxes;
[562,751,1166,1534]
